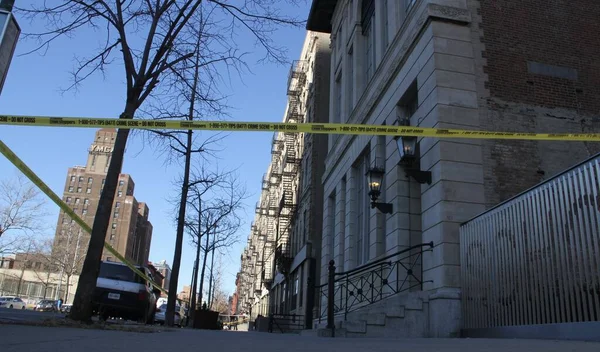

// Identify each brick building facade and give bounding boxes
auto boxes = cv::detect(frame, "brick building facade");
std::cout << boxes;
[236,31,331,328]
[52,129,154,273]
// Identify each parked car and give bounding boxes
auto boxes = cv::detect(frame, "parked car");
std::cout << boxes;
[0,296,26,309]
[34,299,58,312]
[154,303,189,327]
[60,304,72,314]
[91,261,159,324]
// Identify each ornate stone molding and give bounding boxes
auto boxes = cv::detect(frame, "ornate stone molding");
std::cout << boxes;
[426,3,472,23]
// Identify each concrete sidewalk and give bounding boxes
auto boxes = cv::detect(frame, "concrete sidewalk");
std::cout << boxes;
[1,325,600,352]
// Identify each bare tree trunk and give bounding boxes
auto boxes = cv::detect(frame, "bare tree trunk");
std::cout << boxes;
[167,128,192,326]
[208,245,215,308]
[70,103,135,321]
[198,226,210,308]
[189,196,202,325]
[65,275,71,302]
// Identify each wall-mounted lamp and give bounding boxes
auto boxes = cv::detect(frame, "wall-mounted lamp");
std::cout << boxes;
[366,166,393,214]
[395,118,432,185]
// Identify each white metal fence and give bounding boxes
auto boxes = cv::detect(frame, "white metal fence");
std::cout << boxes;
[460,154,600,329]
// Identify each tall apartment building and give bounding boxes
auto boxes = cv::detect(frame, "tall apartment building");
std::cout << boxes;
[52,129,154,272]
[306,0,600,338]
[236,31,331,328]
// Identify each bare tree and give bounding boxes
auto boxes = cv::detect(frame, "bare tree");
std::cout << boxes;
[41,225,86,301]
[186,168,246,317]
[0,174,47,253]
[16,0,304,322]
[27,238,60,300]
[139,8,230,325]
[208,252,229,313]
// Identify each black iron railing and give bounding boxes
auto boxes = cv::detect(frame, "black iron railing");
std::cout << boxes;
[316,242,434,328]
[268,313,305,333]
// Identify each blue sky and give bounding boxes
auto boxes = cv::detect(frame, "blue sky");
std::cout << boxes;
[0,1,313,296]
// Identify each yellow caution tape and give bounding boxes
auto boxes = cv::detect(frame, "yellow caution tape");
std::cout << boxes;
[1,114,599,141]
[0,140,167,295]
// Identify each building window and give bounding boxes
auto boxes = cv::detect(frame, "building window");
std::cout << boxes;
[102,179,105,185]
[118,191,123,197]
[105,155,112,172]
[75,198,80,205]
[328,192,336,262]
[115,202,120,208]
[336,24,343,58]
[354,149,371,266]
[77,187,82,193]
[303,210,308,244]
[84,198,89,205]
[78,176,84,183]
[362,0,376,85]
[298,267,304,307]
[382,0,389,49]
[334,71,342,123]
[70,176,75,183]
[397,80,419,122]
[82,209,87,215]
[91,154,96,167]
[119,180,124,187]
[347,46,354,116]
[68,186,74,192]
[112,223,117,229]
[113,212,119,218]
[110,234,115,241]
[88,177,93,184]
[86,188,91,194]
[66,197,71,203]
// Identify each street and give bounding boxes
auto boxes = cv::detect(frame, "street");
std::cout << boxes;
[0,307,65,323]
[1,324,600,352]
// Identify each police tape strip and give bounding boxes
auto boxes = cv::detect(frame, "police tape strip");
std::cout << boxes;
[1,114,599,141]
[0,140,168,295]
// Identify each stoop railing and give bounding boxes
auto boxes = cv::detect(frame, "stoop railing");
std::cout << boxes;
[460,153,600,329]
[316,242,434,328]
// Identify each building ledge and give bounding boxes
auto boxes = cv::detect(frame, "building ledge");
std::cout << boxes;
[306,0,338,33]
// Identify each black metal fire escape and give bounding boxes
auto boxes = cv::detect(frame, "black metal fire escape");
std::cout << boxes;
[274,60,306,277]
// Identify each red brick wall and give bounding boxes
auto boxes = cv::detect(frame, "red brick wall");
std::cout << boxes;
[468,0,600,206]
[479,0,600,113]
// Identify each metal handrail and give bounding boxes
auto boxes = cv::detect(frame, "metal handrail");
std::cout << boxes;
[316,242,435,329]
[316,242,434,289]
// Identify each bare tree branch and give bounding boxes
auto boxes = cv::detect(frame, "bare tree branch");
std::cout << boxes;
[0,174,48,241]
[15,0,303,325]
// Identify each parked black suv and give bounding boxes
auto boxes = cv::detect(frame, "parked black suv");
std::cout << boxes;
[92,261,159,324]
